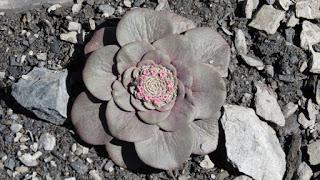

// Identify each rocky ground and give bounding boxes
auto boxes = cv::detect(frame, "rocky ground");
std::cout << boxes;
[0,0,320,179]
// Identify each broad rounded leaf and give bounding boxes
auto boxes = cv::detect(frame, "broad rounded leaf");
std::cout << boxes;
[158,81,196,131]
[71,92,112,145]
[105,139,145,169]
[135,126,194,170]
[106,99,158,142]
[131,95,148,111]
[112,80,135,112]
[184,27,231,77]
[117,41,154,74]
[191,63,226,119]
[122,66,135,88]
[84,28,105,56]
[116,8,196,46]
[190,112,220,155]
[137,109,171,124]
[83,45,119,101]
[141,50,171,65]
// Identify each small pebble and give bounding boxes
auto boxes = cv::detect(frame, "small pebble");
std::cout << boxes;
[123,0,132,7]
[68,22,82,33]
[104,160,114,172]
[10,123,22,133]
[89,170,102,180]
[18,152,42,167]
[199,155,214,169]
[99,4,115,18]
[4,158,15,170]
[72,4,82,14]
[70,160,88,174]
[36,53,47,61]
[47,4,62,13]
[60,32,78,44]
[38,133,56,151]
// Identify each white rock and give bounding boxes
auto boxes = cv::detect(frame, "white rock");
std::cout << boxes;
[72,3,82,14]
[278,0,293,11]
[265,65,274,77]
[47,4,62,13]
[36,53,47,61]
[234,29,248,54]
[38,133,56,151]
[255,82,285,126]
[287,14,299,27]
[10,123,22,133]
[283,102,298,118]
[296,162,313,180]
[60,31,78,44]
[104,160,114,172]
[30,143,38,152]
[244,0,254,19]
[199,155,214,169]
[67,22,81,33]
[249,5,285,34]
[296,0,320,19]
[297,112,315,129]
[221,105,286,180]
[309,45,320,74]
[307,141,320,165]
[123,0,132,7]
[18,152,42,167]
[300,21,320,50]
[15,166,29,174]
[240,54,265,70]
[89,170,102,180]
[14,132,23,142]
[307,99,318,120]
[155,0,170,11]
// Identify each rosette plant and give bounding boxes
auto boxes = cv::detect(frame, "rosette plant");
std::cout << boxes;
[71,8,230,170]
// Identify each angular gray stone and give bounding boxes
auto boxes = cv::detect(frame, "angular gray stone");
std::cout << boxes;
[11,67,69,125]
[19,152,42,167]
[71,160,88,174]
[0,0,73,10]
[221,105,286,180]
[234,29,248,54]
[255,82,285,126]
[240,54,265,70]
[249,5,285,34]
[307,141,320,165]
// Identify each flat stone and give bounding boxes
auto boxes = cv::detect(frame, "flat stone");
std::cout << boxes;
[234,29,248,54]
[71,160,88,174]
[296,0,320,20]
[278,0,293,11]
[38,133,56,151]
[221,105,286,180]
[300,21,320,50]
[60,31,78,44]
[295,162,313,180]
[36,53,47,61]
[307,141,320,165]
[240,54,265,70]
[199,155,214,169]
[254,82,285,126]
[249,5,285,34]
[11,67,69,125]
[18,152,42,167]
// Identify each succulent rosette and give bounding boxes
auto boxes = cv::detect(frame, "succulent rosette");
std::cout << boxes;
[71,8,230,170]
